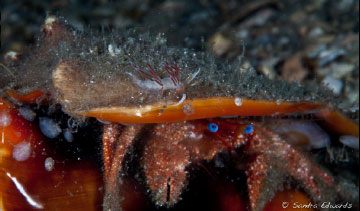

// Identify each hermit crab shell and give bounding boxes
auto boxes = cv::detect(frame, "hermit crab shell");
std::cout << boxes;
[2,16,358,136]
[51,62,358,137]
[51,60,358,137]
[52,60,324,123]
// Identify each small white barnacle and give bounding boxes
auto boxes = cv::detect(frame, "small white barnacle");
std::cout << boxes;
[39,117,61,139]
[45,157,55,171]
[107,44,122,56]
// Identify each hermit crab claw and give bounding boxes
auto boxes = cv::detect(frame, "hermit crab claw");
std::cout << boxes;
[142,135,190,206]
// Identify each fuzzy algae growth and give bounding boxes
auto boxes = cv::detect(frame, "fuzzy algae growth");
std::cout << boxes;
[0,16,340,124]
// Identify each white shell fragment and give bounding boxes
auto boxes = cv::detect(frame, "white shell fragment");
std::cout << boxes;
[19,107,36,121]
[235,97,243,106]
[13,141,31,162]
[270,120,330,150]
[339,135,359,150]
[39,117,62,139]
[322,76,343,95]
[44,157,55,171]
[63,129,74,143]
[0,111,11,127]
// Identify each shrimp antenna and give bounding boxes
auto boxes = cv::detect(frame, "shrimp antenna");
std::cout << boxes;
[0,63,15,78]
[164,62,179,86]
[240,40,246,58]
[135,63,163,86]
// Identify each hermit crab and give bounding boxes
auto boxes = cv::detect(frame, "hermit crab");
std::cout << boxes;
[1,17,358,210]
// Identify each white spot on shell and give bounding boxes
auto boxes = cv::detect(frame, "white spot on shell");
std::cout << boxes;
[19,107,36,121]
[63,129,74,143]
[44,16,57,32]
[39,117,61,139]
[108,44,115,56]
[339,135,359,149]
[0,111,11,127]
[182,103,194,115]
[4,51,20,61]
[235,97,243,106]
[45,157,55,171]
[13,141,31,162]
[322,76,343,95]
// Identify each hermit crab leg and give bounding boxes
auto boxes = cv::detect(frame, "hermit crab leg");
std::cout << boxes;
[103,124,143,210]
[142,134,189,206]
[107,125,143,184]
[246,154,267,211]
[142,123,191,207]
[102,123,122,179]
[245,126,335,210]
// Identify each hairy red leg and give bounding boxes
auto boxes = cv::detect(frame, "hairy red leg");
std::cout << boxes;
[311,166,334,186]
[108,125,143,185]
[142,122,195,206]
[282,145,333,198]
[142,135,189,206]
[246,154,267,211]
[256,127,333,198]
[244,126,335,210]
[103,124,143,211]
[103,123,122,180]
[245,137,318,211]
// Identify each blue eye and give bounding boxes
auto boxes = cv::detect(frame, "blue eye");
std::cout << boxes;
[208,123,218,132]
[244,125,253,134]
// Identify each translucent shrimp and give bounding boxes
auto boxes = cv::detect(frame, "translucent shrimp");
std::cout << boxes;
[127,62,200,106]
